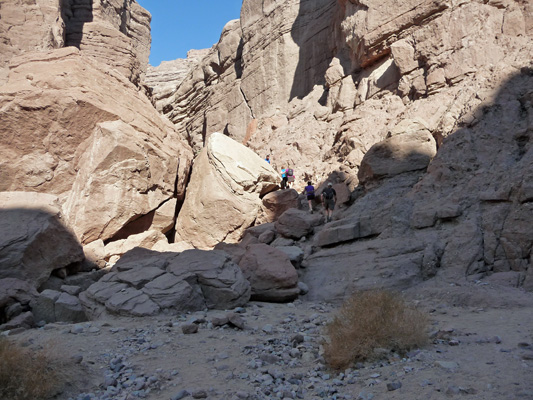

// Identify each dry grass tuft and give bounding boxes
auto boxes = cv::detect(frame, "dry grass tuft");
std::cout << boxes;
[323,290,429,370]
[0,337,63,400]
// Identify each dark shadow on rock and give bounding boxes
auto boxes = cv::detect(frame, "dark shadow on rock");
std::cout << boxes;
[289,0,341,101]
[61,0,93,49]
[0,207,84,288]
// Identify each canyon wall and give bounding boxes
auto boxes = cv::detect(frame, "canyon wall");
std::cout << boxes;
[0,0,193,247]
[146,0,533,293]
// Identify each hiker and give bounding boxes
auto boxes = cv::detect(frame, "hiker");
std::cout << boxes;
[265,154,270,164]
[304,181,315,213]
[322,182,336,223]
[286,167,295,188]
[280,166,288,189]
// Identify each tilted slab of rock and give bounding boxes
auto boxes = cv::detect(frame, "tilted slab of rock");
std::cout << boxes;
[80,248,251,318]
[175,132,279,249]
[0,47,193,244]
[0,192,84,288]
[303,238,426,302]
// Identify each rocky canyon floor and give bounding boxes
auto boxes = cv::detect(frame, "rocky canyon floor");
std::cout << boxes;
[7,283,533,400]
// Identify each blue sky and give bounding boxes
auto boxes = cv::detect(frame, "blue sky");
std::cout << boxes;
[137,0,243,66]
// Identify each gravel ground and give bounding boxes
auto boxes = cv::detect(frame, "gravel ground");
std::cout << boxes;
[6,287,533,400]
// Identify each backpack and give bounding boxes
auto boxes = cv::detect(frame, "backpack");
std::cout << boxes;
[306,186,314,195]
[323,187,335,200]
[287,168,293,176]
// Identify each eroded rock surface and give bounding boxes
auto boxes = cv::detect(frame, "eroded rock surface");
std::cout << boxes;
[175,132,279,249]
[80,248,251,318]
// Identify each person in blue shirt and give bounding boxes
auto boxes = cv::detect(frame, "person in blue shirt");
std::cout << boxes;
[265,154,270,164]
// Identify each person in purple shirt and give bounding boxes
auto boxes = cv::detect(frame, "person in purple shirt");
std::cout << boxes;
[304,181,315,213]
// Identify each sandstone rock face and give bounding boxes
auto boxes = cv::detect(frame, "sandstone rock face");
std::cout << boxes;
[147,0,533,295]
[0,0,191,250]
[80,248,251,318]
[0,48,193,244]
[0,192,84,288]
[0,0,151,87]
[0,0,64,84]
[175,132,279,249]
[145,49,210,113]
[61,0,151,85]
[160,19,251,150]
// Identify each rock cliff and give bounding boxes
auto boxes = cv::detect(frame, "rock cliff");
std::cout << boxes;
[0,0,193,248]
[1,0,533,327]
[145,0,533,294]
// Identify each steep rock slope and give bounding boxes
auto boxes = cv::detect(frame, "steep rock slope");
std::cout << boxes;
[146,0,533,293]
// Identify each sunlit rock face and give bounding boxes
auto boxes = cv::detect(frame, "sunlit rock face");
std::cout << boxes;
[148,0,533,294]
[0,0,194,246]
[175,133,279,250]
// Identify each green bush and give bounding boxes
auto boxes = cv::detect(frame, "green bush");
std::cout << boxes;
[323,290,428,370]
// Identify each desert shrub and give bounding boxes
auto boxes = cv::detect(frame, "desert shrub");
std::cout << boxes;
[0,337,62,400]
[323,290,428,370]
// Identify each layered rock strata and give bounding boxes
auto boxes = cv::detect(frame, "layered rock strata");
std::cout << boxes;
[80,248,251,318]
[147,0,533,295]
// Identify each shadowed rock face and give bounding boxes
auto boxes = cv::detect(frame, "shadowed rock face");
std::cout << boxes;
[79,247,251,318]
[0,192,84,288]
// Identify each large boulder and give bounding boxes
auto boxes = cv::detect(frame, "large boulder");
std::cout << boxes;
[0,48,193,244]
[175,132,279,249]
[358,119,437,183]
[80,248,251,318]
[257,189,300,224]
[275,208,323,239]
[0,192,84,288]
[238,244,299,302]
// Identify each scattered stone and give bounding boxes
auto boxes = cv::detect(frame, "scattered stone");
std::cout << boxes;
[435,361,459,370]
[182,324,199,334]
[171,389,191,400]
[387,381,402,391]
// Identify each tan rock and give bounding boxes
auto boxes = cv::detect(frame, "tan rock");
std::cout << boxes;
[175,133,279,249]
[257,189,299,224]
[239,244,299,302]
[0,48,193,243]
[103,230,167,261]
[63,119,189,244]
